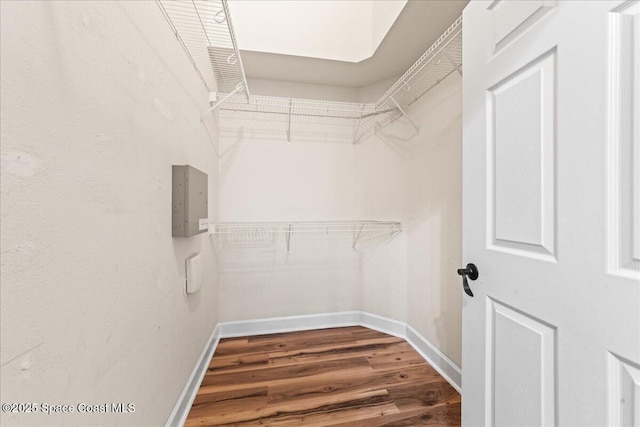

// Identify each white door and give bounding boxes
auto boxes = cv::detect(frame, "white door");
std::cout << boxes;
[462,1,640,426]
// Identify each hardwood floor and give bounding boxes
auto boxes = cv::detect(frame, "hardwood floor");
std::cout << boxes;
[185,326,461,426]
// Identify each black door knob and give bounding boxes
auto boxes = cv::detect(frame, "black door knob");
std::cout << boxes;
[457,263,479,297]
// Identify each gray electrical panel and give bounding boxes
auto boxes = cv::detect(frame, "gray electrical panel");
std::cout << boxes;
[172,165,208,237]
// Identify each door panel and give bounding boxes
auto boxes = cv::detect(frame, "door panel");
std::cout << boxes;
[608,352,640,426]
[488,50,556,260]
[487,0,558,53]
[462,1,640,425]
[609,0,640,278]
[487,299,556,427]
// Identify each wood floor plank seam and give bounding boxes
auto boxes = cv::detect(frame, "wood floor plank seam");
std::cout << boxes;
[185,326,461,427]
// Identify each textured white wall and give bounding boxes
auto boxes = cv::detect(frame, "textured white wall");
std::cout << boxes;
[0,2,219,426]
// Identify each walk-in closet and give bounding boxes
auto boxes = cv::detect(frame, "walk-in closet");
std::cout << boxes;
[2,1,638,426]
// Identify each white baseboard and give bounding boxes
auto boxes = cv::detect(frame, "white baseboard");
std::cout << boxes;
[405,325,461,393]
[358,311,407,338]
[166,311,462,426]
[165,326,220,427]
[358,313,462,393]
[218,311,362,338]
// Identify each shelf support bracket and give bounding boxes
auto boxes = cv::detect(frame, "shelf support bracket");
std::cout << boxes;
[442,48,462,76]
[200,84,243,121]
[391,97,419,134]
[352,224,364,249]
[286,224,292,252]
[287,99,293,143]
[353,105,366,145]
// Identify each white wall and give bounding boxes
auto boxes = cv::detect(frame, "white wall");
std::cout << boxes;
[405,73,462,367]
[217,80,407,320]
[217,135,361,320]
[371,1,407,54]
[361,73,463,366]
[217,73,462,367]
[218,124,367,320]
[0,2,219,426]
[247,78,359,102]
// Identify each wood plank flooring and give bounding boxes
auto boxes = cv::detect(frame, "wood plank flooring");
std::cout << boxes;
[185,326,461,426]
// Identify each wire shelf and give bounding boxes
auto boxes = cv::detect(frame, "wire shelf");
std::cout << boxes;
[375,16,462,110]
[215,93,397,143]
[213,220,401,234]
[156,0,249,96]
[212,220,402,250]
[215,94,390,120]
[211,14,462,139]
[218,109,396,145]
[157,0,462,140]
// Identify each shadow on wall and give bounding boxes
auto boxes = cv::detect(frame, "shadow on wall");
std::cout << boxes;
[373,102,459,159]
[404,194,461,363]
[370,114,420,148]
[215,231,401,321]
[215,231,399,272]
[215,238,362,321]
[201,117,220,157]
[219,127,244,181]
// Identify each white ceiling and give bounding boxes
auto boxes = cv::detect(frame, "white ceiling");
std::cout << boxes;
[235,0,468,88]
[229,1,407,63]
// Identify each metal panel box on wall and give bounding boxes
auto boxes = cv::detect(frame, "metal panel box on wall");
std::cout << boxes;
[172,165,208,237]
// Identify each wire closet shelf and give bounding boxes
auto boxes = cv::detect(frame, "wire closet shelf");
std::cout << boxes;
[212,221,402,250]
[375,15,462,111]
[156,0,249,97]
[213,95,387,121]
[157,0,462,137]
